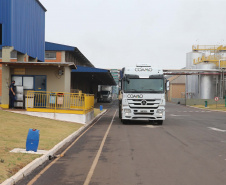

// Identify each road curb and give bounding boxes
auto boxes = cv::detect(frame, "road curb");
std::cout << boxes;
[1,110,107,185]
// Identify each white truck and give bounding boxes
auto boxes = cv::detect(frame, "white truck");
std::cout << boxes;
[97,85,113,103]
[118,64,166,125]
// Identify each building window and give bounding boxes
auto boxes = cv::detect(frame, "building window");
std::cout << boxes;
[12,76,23,86]
[45,51,56,59]
[0,51,2,59]
[12,75,47,91]
[23,76,34,89]
[12,76,34,90]
[0,24,2,45]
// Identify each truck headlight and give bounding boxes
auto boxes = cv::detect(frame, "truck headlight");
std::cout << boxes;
[156,109,164,114]
[124,109,131,113]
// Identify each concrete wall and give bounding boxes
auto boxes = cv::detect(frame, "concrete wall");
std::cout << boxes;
[10,110,95,124]
[1,65,71,108]
[64,67,71,92]
[171,98,186,105]
[167,98,224,106]
[1,64,10,106]
[19,66,71,93]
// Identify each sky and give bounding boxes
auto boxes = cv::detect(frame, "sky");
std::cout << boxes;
[40,0,226,69]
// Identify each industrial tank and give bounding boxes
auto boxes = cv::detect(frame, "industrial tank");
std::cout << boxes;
[186,65,199,99]
[186,52,203,99]
[197,63,216,99]
[186,52,203,69]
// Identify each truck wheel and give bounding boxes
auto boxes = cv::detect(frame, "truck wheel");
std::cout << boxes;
[157,120,163,125]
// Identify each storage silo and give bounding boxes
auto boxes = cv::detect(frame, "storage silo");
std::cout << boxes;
[186,52,203,69]
[197,63,216,99]
[186,52,203,99]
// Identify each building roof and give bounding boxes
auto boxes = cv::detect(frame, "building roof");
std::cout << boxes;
[72,66,108,73]
[45,42,94,67]
[72,66,116,86]
[36,0,47,12]
[45,42,75,51]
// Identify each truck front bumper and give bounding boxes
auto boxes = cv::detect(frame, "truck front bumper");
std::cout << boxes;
[122,107,165,121]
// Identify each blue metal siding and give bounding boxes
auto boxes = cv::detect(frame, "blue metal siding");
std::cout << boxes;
[0,0,12,46]
[0,0,46,61]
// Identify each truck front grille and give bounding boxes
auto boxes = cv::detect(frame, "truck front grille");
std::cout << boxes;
[128,99,161,108]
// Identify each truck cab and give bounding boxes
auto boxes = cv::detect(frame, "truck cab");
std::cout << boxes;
[119,64,166,125]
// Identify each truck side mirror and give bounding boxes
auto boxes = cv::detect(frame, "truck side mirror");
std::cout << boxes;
[165,80,169,92]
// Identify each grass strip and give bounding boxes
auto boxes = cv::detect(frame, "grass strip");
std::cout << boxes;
[0,109,84,183]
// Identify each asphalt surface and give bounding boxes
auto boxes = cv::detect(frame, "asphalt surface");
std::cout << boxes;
[18,101,226,185]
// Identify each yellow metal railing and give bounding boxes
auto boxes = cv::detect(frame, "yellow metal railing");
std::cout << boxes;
[193,55,226,67]
[26,91,94,113]
[192,45,226,51]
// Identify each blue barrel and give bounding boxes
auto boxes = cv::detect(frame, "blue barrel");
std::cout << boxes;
[26,129,40,152]
[100,105,103,111]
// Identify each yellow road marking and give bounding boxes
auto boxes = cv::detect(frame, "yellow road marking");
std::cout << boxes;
[83,109,117,185]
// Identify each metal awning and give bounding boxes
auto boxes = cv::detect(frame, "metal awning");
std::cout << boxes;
[0,62,77,69]
[72,66,116,85]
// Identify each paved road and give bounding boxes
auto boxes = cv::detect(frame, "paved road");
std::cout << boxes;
[20,101,226,185]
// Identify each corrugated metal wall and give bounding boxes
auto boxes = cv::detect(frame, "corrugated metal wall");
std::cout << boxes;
[0,0,12,46]
[0,0,46,61]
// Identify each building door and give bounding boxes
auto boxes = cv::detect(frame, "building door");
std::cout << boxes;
[34,76,47,108]
[34,76,46,91]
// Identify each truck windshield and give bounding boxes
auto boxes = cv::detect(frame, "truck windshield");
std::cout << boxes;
[123,78,164,93]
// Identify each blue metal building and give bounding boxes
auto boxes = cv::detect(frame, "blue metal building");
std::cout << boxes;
[0,0,46,61]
